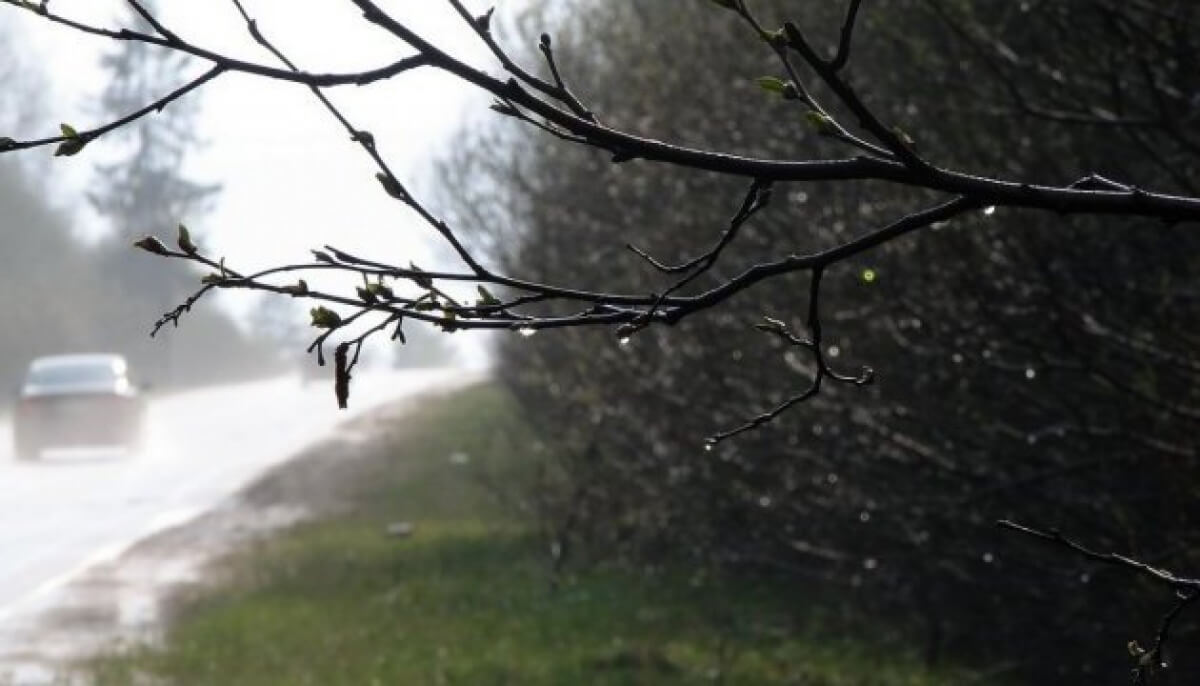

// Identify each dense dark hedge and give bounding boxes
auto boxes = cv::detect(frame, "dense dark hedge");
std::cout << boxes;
[437,2,1200,682]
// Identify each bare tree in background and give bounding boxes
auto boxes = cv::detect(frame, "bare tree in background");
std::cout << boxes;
[1,0,1197,681]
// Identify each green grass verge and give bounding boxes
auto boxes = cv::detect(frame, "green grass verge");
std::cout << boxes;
[87,384,965,685]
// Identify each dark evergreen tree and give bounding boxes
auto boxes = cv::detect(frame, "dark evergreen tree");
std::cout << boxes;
[82,1,277,386]
[88,0,218,241]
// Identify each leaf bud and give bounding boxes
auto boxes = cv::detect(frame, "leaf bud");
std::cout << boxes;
[281,279,309,296]
[309,306,342,329]
[176,224,198,254]
[133,235,170,256]
[804,110,838,136]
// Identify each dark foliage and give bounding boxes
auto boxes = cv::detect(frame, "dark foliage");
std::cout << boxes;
[437,2,1200,682]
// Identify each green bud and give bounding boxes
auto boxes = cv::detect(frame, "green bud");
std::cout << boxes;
[375,172,408,201]
[309,306,342,329]
[54,137,87,157]
[755,76,788,95]
[804,110,838,136]
[476,284,501,306]
[176,224,198,254]
[367,282,394,300]
[408,262,433,289]
[762,27,787,47]
[133,236,170,256]
[281,279,308,296]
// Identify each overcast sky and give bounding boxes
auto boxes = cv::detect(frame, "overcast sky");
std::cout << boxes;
[1,0,525,366]
[4,0,503,313]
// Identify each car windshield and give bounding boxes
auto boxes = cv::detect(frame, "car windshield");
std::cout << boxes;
[27,361,121,387]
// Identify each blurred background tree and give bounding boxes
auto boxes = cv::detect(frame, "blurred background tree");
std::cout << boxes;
[0,9,280,398]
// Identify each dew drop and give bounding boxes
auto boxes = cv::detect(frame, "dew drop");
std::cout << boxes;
[861,268,877,283]
[758,496,772,508]
[982,552,994,564]
[827,345,841,358]
[983,205,996,216]
[863,557,878,570]
[704,442,714,452]
[859,511,871,523]
[1025,367,1037,380]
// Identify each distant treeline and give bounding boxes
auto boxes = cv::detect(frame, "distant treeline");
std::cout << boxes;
[437,1,1200,682]
[0,11,286,401]
[0,156,283,398]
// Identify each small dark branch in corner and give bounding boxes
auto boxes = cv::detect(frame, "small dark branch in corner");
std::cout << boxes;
[1131,591,1199,685]
[999,520,1200,683]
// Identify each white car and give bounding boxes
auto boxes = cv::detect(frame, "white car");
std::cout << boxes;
[13,354,146,460]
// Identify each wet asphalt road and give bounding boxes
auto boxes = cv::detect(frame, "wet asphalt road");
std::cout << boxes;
[0,368,458,631]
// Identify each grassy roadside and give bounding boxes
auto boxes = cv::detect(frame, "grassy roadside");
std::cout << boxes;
[88,383,964,685]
